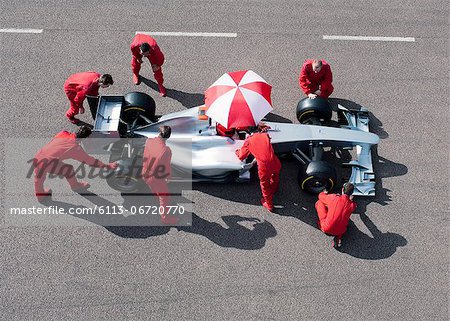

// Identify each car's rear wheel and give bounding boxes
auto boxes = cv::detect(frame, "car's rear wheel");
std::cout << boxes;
[296,97,332,125]
[298,161,336,194]
[121,92,156,126]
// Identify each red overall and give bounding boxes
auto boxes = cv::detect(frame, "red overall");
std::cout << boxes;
[315,192,356,238]
[130,34,165,86]
[142,137,172,215]
[64,72,101,121]
[33,131,107,196]
[299,59,334,98]
[236,133,281,208]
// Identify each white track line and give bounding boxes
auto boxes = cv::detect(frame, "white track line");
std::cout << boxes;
[323,35,415,42]
[136,31,237,38]
[0,28,43,34]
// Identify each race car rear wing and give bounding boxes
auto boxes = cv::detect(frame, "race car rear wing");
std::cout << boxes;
[338,104,376,196]
[82,96,123,154]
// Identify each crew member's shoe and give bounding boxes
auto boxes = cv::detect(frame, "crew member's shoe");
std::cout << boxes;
[158,84,167,97]
[161,214,179,225]
[36,188,52,202]
[133,74,141,85]
[68,117,80,125]
[261,198,274,212]
[332,236,342,249]
[71,181,91,192]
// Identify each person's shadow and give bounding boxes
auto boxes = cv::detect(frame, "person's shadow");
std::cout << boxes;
[141,77,204,108]
[177,214,277,250]
[337,213,407,259]
[42,189,275,249]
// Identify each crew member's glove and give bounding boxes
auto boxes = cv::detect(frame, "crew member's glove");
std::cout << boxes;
[105,162,119,170]
[257,122,271,132]
[151,64,161,72]
[235,149,241,157]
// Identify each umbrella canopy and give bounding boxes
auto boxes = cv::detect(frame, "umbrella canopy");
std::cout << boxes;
[205,70,273,128]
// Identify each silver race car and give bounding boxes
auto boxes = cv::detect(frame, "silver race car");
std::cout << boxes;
[87,92,379,196]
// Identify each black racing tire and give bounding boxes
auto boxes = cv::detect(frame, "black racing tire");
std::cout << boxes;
[296,97,332,124]
[106,158,142,192]
[298,161,337,194]
[122,92,156,125]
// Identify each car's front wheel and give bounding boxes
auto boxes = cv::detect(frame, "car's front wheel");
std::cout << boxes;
[296,97,332,125]
[298,161,337,194]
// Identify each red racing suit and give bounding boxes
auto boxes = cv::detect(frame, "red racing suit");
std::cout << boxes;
[64,72,101,120]
[130,34,165,85]
[299,59,334,98]
[315,192,357,237]
[33,131,108,195]
[141,137,172,214]
[236,133,281,207]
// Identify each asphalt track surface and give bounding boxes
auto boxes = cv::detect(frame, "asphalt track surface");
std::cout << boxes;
[0,1,448,320]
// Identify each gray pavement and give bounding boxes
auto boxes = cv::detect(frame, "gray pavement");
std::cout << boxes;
[0,0,448,320]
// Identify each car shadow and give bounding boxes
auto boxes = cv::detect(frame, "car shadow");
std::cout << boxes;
[263,112,293,123]
[140,77,205,108]
[194,98,408,259]
[40,189,275,249]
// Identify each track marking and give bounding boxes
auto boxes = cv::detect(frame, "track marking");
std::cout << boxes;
[0,28,43,34]
[136,31,237,38]
[323,35,415,42]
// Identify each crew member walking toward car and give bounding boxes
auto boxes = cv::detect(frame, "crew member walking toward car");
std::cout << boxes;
[130,33,166,97]
[33,126,118,202]
[141,126,179,224]
[64,72,113,124]
[315,182,357,248]
[235,124,281,212]
[299,59,334,99]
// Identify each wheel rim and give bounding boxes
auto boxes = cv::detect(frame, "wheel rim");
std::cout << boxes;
[109,175,138,192]
[122,107,146,125]
[302,176,334,193]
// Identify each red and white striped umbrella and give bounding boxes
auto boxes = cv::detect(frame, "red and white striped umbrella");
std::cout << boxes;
[204,70,272,128]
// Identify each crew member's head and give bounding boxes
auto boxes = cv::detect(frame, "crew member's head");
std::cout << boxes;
[159,126,171,139]
[342,182,355,196]
[99,74,114,88]
[140,42,151,57]
[312,60,323,73]
[75,125,92,138]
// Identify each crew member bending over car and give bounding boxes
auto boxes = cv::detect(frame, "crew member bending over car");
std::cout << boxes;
[64,72,113,124]
[299,59,333,99]
[130,33,166,97]
[235,124,281,212]
[315,182,357,248]
[142,126,179,225]
[33,126,118,202]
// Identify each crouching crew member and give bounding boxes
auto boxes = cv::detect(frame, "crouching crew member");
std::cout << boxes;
[315,182,357,248]
[299,59,333,99]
